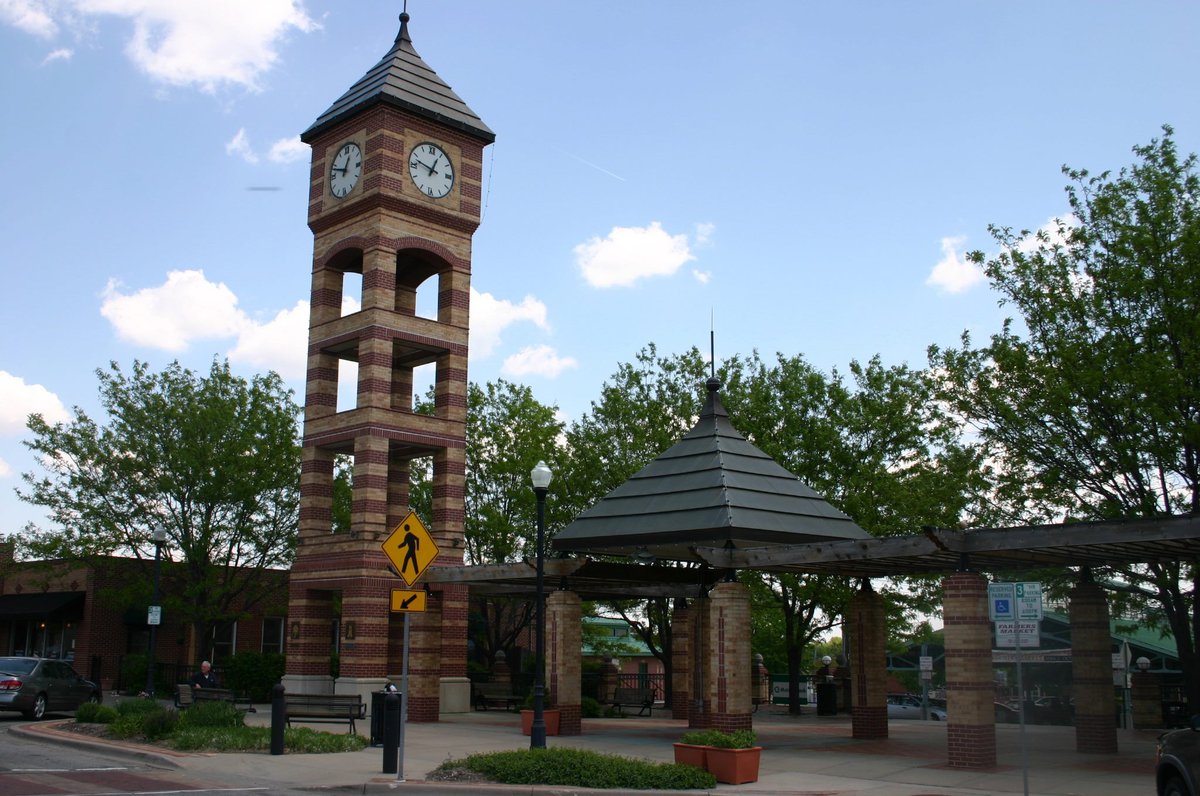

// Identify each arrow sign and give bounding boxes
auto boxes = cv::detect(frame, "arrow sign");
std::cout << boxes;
[390,588,427,613]
[382,511,440,586]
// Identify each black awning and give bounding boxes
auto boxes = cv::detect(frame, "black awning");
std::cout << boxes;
[0,592,85,619]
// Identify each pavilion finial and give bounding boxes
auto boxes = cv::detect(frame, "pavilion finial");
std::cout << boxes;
[396,6,412,45]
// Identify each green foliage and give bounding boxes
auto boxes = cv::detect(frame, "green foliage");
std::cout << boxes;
[439,748,716,789]
[75,702,118,723]
[16,359,300,648]
[928,126,1200,706]
[176,700,244,729]
[581,696,603,718]
[108,711,148,739]
[169,725,367,752]
[221,651,285,702]
[120,654,148,695]
[140,709,179,740]
[117,697,162,716]
[679,728,757,749]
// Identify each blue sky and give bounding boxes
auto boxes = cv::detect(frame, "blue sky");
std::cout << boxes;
[2,0,1198,537]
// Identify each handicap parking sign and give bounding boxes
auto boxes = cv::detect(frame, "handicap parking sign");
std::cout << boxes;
[988,583,1015,621]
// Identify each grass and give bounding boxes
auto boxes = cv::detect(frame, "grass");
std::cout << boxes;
[435,748,716,789]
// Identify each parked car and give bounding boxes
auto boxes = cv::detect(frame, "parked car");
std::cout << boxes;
[0,657,101,720]
[887,693,947,720]
[995,701,1021,723]
[1157,714,1200,796]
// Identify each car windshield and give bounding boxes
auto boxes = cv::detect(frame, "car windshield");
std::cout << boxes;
[0,658,36,676]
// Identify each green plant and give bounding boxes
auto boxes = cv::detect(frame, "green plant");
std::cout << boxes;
[177,700,244,730]
[679,728,757,749]
[117,697,162,716]
[140,709,179,740]
[436,748,715,789]
[221,651,285,702]
[75,702,118,723]
[581,696,602,718]
[109,711,146,738]
[168,724,367,753]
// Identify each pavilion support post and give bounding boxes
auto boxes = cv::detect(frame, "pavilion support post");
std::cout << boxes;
[942,571,996,769]
[670,599,691,720]
[1069,579,1119,753]
[547,590,582,735]
[700,581,752,732]
[407,589,443,722]
[849,582,887,739]
[688,594,710,728]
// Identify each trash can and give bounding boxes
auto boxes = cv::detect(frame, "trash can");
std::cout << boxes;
[816,682,837,715]
[370,691,388,746]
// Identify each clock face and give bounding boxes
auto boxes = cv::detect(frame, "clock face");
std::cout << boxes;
[329,142,362,198]
[408,142,454,199]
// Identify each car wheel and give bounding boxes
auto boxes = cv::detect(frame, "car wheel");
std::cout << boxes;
[24,693,48,720]
[1162,776,1190,796]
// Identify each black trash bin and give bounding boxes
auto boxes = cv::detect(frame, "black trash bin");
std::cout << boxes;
[370,691,388,746]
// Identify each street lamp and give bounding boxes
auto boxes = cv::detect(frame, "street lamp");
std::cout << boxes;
[529,460,552,749]
[145,527,167,698]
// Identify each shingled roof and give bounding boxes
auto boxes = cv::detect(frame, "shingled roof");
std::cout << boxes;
[551,378,870,563]
[301,12,495,144]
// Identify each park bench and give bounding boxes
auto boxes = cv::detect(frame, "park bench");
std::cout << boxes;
[473,681,521,711]
[610,686,655,716]
[175,684,256,712]
[284,693,366,734]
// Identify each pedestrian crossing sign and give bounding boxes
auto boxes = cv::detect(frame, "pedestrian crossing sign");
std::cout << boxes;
[382,511,439,586]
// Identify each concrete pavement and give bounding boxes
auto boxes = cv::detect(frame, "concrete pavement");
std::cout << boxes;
[17,704,1161,795]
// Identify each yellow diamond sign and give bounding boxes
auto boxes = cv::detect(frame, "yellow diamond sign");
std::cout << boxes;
[382,511,439,586]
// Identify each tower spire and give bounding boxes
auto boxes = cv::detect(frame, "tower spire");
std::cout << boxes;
[396,5,411,46]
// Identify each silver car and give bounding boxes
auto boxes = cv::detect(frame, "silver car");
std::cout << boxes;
[887,693,947,720]
[0,657,101,719]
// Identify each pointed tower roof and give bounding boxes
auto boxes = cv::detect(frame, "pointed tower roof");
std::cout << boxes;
[301,12,495,144]
[552,378,870,563]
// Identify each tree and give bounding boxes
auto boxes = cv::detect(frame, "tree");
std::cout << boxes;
[928,126,1200,706]
[17,359,300,655]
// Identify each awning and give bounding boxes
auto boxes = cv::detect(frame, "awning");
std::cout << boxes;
[0,592,85,619]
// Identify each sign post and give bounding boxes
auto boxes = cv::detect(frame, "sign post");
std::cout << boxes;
[991,581,1042,796]
[381,511,439,782]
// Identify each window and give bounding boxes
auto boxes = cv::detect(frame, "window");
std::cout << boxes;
[210,621,237,664]
[262,617,285,654]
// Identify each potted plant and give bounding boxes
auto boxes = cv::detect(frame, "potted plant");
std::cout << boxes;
[520,691,560,736]
[677,728,761,784]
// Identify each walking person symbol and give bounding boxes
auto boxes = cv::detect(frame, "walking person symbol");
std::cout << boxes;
[400,524,420,577]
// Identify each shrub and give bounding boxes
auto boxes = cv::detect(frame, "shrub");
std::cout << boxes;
[221,651,285,702]
[117,697,162,717]
[169,724,367,753]
[76,702,118,724]
[439,748,716,790]
[109,712,146,739]
[177,700,244,730]
[141,709,179,740]
[581,696,603,718]
[679,728,757,749]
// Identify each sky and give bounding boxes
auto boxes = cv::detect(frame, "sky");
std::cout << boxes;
[2,0,1198,537]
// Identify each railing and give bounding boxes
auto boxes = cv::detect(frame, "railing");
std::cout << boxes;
[617,672,665,700]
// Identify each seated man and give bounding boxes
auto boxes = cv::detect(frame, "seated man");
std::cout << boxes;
[189,660,218,690]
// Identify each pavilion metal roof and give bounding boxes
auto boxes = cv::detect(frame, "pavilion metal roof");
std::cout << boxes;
[551,378,870,563]
[301,12,495,144]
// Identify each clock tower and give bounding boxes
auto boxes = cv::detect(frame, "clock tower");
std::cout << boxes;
[283,11,494,719]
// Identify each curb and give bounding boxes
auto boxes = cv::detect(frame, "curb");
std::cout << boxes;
[12,720,186,769]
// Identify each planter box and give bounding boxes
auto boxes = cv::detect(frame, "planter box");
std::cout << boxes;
[705,746,762,785]
[672,742,707,768]
[520,708,560,736]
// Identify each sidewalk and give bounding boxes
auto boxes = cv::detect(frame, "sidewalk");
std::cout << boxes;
[19,704,1160,795]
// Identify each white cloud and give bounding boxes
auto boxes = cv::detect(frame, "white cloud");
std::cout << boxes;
[575,221,697,288]
[225,127,258,164]
[469,288,548,359]
[925,235,984,294]
[1013,215,1077,255]
[227,300,307,379]
[694,222,715,247]
[41,47,73,65]
[0,371,70,435]
[692,270,711,284]
[0,0,58,37]
[100,269,248,351]
[268,135,308,164]
[0,457,11,478]
[3,0,318,93]
[502,345,578,379]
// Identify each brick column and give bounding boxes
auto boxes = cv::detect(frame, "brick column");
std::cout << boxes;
[689,594,710,728]
[670,600,691,720]
[943,571,996,769]
[849,583,888,739]
[599,658,619,704]
[1070,579,1118,753]
[702,581,752,732]
[407,590,443,721]
[1131,670,1161,729]
[547,590,582,735]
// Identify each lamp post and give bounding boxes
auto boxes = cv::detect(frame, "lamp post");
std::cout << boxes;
[145,527,167,698]
[529,460,552,749]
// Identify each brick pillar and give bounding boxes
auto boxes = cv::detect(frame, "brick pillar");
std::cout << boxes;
[1070,580,1118,753]
[547,590,582,735]
[849,584,888,739]
[492,650,512,686]
[752,654,770,707]
[671,600,691,720]
[1131,670,1161,729]
[702,581,752,732]
[943,571,996,769]
[600,658,619,704]
[407,590,443,721]
[689,594,711,728]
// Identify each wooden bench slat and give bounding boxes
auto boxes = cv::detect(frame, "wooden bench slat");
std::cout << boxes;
[611,687,656,717]
[283,693,365,734]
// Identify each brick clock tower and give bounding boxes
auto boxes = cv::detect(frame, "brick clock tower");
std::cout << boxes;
[283,11,494,720]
